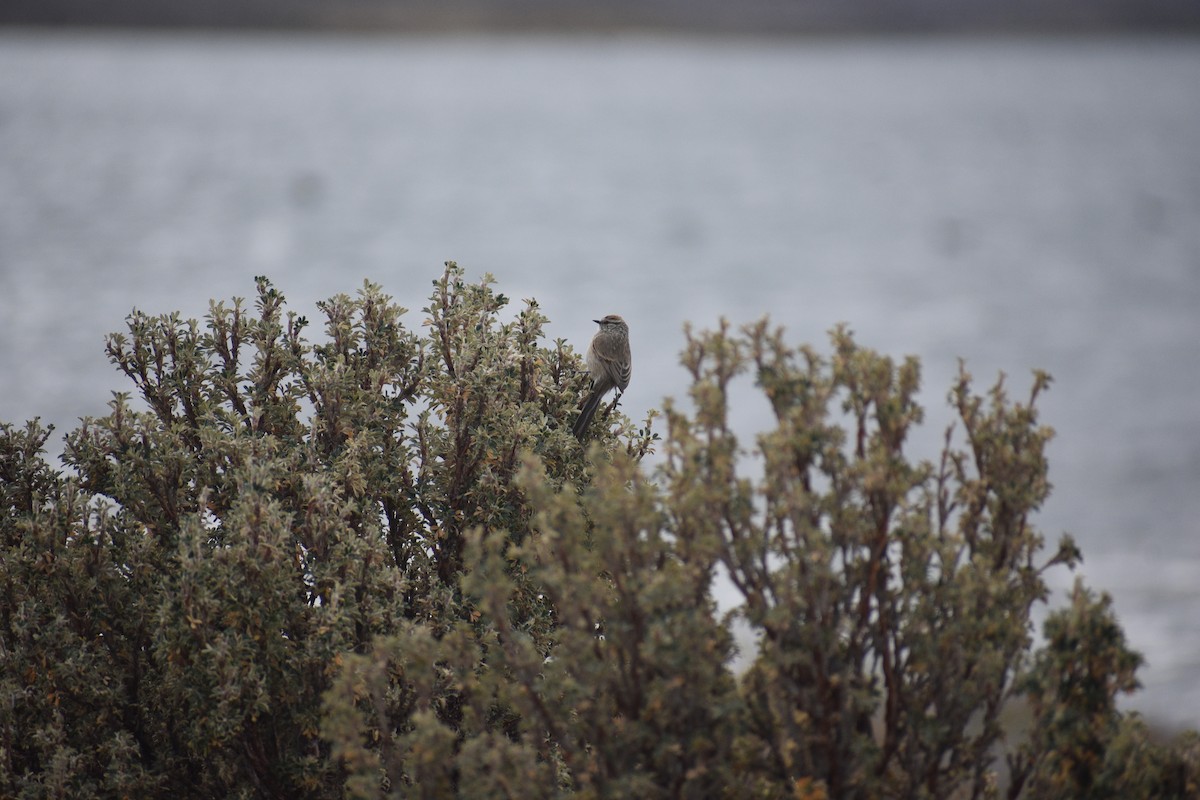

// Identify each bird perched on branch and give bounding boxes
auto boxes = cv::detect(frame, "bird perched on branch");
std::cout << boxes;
[572,314,631,441]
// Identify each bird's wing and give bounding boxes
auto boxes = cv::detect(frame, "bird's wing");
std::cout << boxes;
[594,338,631,391]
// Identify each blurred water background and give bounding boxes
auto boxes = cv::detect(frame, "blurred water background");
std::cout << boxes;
[1,29,1198,730]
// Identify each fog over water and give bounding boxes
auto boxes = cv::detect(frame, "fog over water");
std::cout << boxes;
[2,31,1198,729]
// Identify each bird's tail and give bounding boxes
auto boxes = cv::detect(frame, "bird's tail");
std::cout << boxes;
[572,388,608,441]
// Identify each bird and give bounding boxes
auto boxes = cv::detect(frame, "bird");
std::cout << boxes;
[572,314,631,441]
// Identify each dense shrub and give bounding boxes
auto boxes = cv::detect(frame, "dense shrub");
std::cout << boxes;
[1,263,1195,798]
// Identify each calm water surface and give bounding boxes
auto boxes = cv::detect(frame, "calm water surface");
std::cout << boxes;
[2,31,1199,728]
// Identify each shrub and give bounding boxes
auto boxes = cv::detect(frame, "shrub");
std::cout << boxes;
[1,263,1195,798]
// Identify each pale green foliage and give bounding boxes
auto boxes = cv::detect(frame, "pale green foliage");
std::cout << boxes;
[0,264,1194,798]
[653,320,1072,799]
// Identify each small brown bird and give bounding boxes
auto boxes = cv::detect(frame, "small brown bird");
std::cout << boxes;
[572,314,631,441]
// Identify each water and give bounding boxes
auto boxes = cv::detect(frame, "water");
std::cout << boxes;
[2,30,1199,730]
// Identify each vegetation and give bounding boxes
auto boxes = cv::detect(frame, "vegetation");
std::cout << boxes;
[1,263,1196,798]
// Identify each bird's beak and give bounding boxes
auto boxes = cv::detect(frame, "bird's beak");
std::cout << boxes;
[593,319,602,324]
